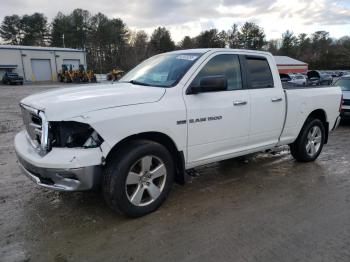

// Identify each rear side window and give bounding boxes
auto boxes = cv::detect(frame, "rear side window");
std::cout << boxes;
[246,57,274,88]
[191,54,242,91]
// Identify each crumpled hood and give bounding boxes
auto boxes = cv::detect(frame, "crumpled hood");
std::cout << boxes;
[21,83,166,120]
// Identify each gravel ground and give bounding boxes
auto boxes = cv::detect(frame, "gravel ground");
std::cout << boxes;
[1,83,350,262]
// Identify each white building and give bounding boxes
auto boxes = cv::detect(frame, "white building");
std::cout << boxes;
[0,45,86,82]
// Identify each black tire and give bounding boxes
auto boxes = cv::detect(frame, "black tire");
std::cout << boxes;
[290,118,325,162]
[102,140,175,217]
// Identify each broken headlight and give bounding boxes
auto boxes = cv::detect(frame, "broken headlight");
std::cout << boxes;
[50,121,103,148]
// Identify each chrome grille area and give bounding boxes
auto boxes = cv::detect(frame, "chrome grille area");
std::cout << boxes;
[21,105,41,145]
[343,99,350,106]
[20,104,49,154]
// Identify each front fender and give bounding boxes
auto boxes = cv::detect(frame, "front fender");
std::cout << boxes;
[69,100,187,158]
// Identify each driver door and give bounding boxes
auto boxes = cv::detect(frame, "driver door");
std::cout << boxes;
[184,53,250,166]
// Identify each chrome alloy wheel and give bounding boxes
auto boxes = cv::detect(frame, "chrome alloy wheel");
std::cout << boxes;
[125,156,167,207]
[306,126,322,157]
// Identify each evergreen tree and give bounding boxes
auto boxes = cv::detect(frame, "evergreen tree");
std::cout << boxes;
[0,15,22,45]
[149,27,175,55]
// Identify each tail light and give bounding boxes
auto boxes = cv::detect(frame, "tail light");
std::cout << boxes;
[339,94,343,113]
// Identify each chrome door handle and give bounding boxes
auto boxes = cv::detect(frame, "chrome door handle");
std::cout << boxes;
[233,101,248,106]
[271,97,283,102]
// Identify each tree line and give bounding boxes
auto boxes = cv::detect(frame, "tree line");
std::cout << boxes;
[1,9,350,72]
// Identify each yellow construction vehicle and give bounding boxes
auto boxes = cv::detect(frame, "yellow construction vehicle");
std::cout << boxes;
[58,64,97,83]
[107,68,124,81]
[58,64,75,83]
[83,65,97,83]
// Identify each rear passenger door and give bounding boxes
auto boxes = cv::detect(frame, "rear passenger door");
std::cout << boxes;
[244,55,285,148]
[184,53,250,165]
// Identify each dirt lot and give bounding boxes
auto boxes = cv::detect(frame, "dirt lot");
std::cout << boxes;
[1,83,350,262]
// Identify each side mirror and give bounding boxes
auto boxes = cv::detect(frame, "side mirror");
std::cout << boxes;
[188,75,228,94]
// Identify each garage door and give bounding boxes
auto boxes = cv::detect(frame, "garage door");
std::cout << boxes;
[63,59,80,70]
[31,59,52,81]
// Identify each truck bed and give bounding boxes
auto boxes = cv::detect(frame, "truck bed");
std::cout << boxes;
[279,85,342,145]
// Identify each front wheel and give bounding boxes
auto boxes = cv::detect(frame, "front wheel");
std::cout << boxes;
[102,140,174,217]
[290,118,325,162]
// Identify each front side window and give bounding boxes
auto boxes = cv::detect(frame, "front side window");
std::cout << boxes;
[334,78,350,91]
[191,54,242,91]
[120,52,202,87]
[246,57,274,88]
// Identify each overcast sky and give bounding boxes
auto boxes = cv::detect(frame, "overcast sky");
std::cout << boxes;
[1,0,350,42]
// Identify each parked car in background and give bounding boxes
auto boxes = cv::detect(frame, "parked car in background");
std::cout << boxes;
[307,70,333,85]
[279,73,292,83]
[2,72,24,85]
[279,73,307,86]
[290,74,308,86]
[334,76,350,120]
[324,71,338,78]
[338,71,350,77]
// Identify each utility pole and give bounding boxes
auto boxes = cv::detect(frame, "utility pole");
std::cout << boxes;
[62,34,65,48]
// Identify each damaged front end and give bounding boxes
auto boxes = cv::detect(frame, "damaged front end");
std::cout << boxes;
[15,106,105,191]
[49,121,104,150]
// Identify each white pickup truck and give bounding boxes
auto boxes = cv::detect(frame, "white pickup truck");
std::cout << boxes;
[15,49,342,217]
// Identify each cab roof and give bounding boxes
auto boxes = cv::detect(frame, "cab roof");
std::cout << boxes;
[167,48,272,56]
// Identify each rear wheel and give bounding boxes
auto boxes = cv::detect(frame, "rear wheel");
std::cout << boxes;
[103,140,174,217]
[290,118,325,162]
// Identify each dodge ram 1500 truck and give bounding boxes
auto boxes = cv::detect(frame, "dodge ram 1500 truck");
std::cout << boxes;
[15,49,342,217]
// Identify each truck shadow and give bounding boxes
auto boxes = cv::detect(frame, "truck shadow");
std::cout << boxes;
[18,149,330,261]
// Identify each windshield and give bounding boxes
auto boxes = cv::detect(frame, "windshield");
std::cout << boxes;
[120,52,202,87]
[334,78,350,91]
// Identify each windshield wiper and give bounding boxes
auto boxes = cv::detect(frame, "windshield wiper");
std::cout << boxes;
[128,80,151,86]
[119,79,167,88]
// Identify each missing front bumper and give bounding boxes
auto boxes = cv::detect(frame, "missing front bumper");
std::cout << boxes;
[17,155,101,191]
[14,130,104,191]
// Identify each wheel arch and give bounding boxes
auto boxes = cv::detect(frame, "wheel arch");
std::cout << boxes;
[105,132,186,185]
[306,109,329,144]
